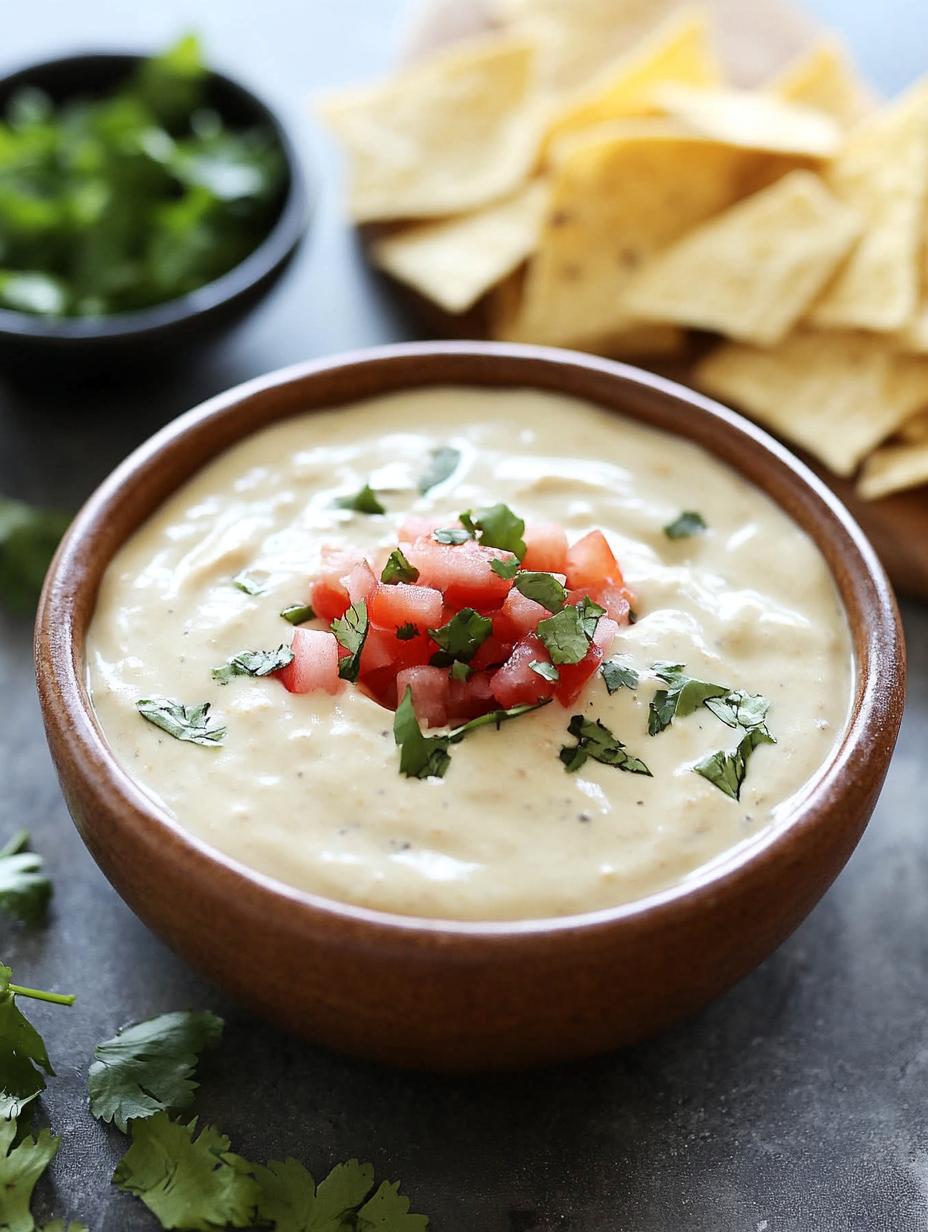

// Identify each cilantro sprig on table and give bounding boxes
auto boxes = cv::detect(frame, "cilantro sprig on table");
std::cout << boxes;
[0,831,52,925]
[0,496,70,614]
[0,963,74,1122]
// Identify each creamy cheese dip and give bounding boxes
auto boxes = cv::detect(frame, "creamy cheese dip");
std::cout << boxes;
[87,387,853,921]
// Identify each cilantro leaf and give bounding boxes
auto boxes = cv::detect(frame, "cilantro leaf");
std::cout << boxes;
[459,504,526,560]
[559,716,652,776]
[513,572,566,613]
[664,511,707,540]
[136,698,226,747]
[212,646,293,685]
[432,527,472,546]
[336,484,385,515]
[280,604,315,626]
[601,657,638,694]
[647,663,728,736]
[536,606,590,666]
[450,660,472,682]
[331,601,369,683]
[0,966,74,1122]
[254,1156,375,1231]
[393,690,451,781]
[88,1010,224,1133]
[395,623,418,641]
[0,497,70,614]
[113,1113,259,1230]
[356,1180,429,1231]
[418,446,461,494]
[381,549,420,586]
[489,557,519,580]
[693,727,776,800]
[0,1118,59,1232]
[529,661,559,682]
[0,832,51,925]
[703,689,770,731]
[233,573,265,596]
[575,596,605,638]
[428,608,492,663]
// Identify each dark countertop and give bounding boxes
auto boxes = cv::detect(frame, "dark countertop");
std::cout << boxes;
[2,2,926,1228]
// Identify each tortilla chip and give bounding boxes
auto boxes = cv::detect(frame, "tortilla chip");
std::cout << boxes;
[770,38,874,127]
[370,181,548,314]
[858,440,928,500]
[574,322,688,359]
[317,38,542,222]
[807,83,928,332]
[625,170,860,345]
[900,409,928,443]
[695,332,928,476]
[543,11,722,149]
[895,304,928,354]
[505,122,783,348]
[654,84,841,156]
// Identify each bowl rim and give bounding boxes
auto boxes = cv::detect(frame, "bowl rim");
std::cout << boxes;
[0,49,309,341]
[35,341,906,941]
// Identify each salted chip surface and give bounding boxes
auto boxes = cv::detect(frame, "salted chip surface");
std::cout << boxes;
[370,181,548,314]
[654,84,841,156]
[807,84,928,332]
[858,440,928,500]
[317,38,542,222]
[696,332,928,476]
[770,38,874,127]
[625,170,860,346]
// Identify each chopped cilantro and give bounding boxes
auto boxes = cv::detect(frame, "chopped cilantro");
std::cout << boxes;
[381,548,420,585]
[0,964,74,1122]
[559,716,652,776]
[536,606,590,665]
[428,608,492,662]
[693,726,776,800]
[332,601,369,682]
[336,484,386,515]
[459,503,526,559]
[704,689,770,731]
[432,527,472,546]
[395,623,418,641]
[0,497,70,613]
[575,596,605,638]
[280,603,315,626]
[254,1155,428,1231]
[601,657,638,694]
[490,557,520,580]
[0,1118,60,1231]
[450,660,472,682]
[418,445,461,494]
[648,663,728,736]
[88,1011,223,1133]
[513,572,567,612]
[529,661,559,682]
[664,511,708,540]
[212,645,293,684]
[233,572,265,596]
[0,831,51,925]
[136,697,226,746]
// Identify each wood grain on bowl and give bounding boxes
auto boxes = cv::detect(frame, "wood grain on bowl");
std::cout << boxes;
[34,343,905,1069]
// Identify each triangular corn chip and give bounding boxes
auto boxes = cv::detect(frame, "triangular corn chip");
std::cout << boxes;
[654,84,841,156]
[858,439,928,500]
[769,38,874,127]
[625,170,860,345]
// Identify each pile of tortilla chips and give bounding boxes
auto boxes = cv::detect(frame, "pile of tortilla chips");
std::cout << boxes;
[318,2,928,502]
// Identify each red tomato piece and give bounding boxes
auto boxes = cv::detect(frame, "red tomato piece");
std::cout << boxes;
[593,616,620,655]
[565,530,624,590]
[447,671,495,724]
[360,626,432,676]
[397,666,450,729]
[495,587,548,641]
[277,629,341,695]
[342,559,376,606]
[568,584,633,627]
[523,522,568,572]
[398,515,442,543]
[311,576,349,622]
[553,643,604,708]
[368,582,443,629]
[405,538,513,609]
[472,634,513,672]
[490,636,556,709]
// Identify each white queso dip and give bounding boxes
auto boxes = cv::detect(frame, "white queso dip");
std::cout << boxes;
[87,387,853,921]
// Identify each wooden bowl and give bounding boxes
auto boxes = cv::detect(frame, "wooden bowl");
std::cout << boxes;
[34,342,905,1070]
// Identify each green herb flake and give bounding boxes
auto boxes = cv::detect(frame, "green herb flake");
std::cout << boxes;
[336,484,386,516]
[395,623,418,641]
[459,503,526,559]
[601,657,639,694]
[432,527,473,546]
[513,571,567,612]
[575,596,606,638]
[233,572,265,596]
[490,557,520,580]
[428,608,492,662]
[332,600,369,682]
[381,548,420,585]
[253,1154,428,1232]
[0,831,51,926]
[559,716,652,776]
[536,605,590,665]
[529,660,559,682]
[136,698,226,746]
[0,497,70,613]
[693,726,776,800]
[418,445,461,494]
[280,603,315,625]
[704,689,771,731]
[664,511,708,540]
[0,1118,60,1231]
[647,663,729,736]
[212,645,293,685]
[0,964,74,1122]
[450,660,472,682]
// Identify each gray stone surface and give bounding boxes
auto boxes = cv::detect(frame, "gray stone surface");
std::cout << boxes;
[1,2,926,1228]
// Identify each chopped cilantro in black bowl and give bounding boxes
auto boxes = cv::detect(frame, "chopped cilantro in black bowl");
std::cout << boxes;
[0,37,308,368]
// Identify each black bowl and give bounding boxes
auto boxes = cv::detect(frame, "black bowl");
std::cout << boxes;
[0,52,309,372]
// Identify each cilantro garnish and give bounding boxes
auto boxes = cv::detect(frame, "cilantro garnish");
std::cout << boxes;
[331,601,369,682]
[536,606,590,665]
[254,1155,428,1231]
[575,596,605,638]
[490,557,520,580]
[0,1118,60,1231]
[559,716,652,776]
[459,503,526,560]
[136,698,227,746]
[704,689,770,731]
[529,661,559,682]
[0,831,51,925]
[601,657,638,694]
[113,1113,260,1228]
[336,484,386,515]
[0,497,70,613]
[0,964,74,1121]
[647,663,728,736]
[233,572,265,596]
[381,548,420,585]
[513,572,567,613]
[280,603,315,626]
[395,623,418,641]
[664,511,708,540]
[212,645,293,685]
[88,1011,224,1133]
[693,727,776,800]
[428,608,492,662]
[432,527,472,546]
[450,660,472,682]
[418,446,461,494]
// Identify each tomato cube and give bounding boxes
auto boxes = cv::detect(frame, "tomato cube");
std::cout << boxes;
[553,642,604,707]
[523,523,568,573]
[277,629,341,695]
[368,582,444,629]
[342,559,376,605]
[447,671,495,724]
[565,530,624,590]
[361,626,432,676]
[471,634,513,672]
[396,666,450,729]
[494,587,548,641]
[490,636,556,709]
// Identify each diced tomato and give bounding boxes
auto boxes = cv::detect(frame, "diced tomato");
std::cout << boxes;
[360,626,432,676]
[311,575,349,622]
[368,582,443,630]
[494,587,548,641]
[523,522,568,572]
[553,642,604,707]
[568,584,633,626]
[472,634,513,672]
[565,530,624,590]
[490,636,556,708]
[405,538,513,609]
[397,666,450,729]
[277,629,340,695]
[342,559,377,605]
[447,671,495,724]
[593,616,620,655]
[360,664,398,710]
[398,515,442,543]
